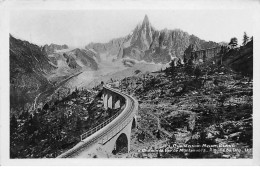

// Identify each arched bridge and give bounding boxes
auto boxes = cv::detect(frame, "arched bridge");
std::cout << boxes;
[58,86,138,158]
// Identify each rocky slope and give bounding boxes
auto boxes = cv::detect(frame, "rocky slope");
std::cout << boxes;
[10,35,56,110]
[10,88,98,158]
[87,37,125,59]
[42,43,100,75]
[114,61,252,159]
[219,40,253,78]
[49,48,99,70]
[64,48,99,70]
[45,47,100,84]
[86,15,219,64]
[10,35,100,111]
[42,43,69,55]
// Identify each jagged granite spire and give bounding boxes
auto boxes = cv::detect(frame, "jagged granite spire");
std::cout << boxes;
[142,14,150,26]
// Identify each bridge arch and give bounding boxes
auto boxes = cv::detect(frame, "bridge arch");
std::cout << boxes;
[113,133,128,154]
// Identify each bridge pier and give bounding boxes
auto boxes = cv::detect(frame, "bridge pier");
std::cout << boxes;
[102,90,108,110]
[112,95,116,109]
[107,93,112,109]
[102,89,126,110]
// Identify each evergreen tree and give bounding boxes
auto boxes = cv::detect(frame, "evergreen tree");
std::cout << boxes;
[27,114,38,134]
[243,32,249,46]
[10,115,18,134]
[169,59,175,69]
[75,116,82,134]
[185,56,194,75]
[203,51,207,62]
[194,67,202,80]
[169,60,176,79]
[194,53,198,61]
[228,37,238,48]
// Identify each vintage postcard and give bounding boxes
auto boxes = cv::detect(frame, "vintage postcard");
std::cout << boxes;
[1,0,260,166]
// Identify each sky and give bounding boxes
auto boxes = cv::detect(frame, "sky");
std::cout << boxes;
[10,9,255,47]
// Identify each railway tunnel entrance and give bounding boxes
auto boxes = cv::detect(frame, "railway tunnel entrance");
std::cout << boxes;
[113,133,128,154]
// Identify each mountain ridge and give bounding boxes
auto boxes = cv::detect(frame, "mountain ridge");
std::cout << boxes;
[42,43,69,55]
[86,15,219,64]
[10,35,100,110]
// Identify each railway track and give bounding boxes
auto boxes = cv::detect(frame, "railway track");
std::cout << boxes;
[58,86,137,158]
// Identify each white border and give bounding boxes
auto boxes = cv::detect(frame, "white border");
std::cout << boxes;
[1,0,260,166]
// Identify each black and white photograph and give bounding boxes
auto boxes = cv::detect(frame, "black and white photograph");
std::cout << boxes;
[1,0,260,165]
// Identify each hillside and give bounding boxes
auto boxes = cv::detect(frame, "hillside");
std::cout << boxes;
[219,40,253,78]
[10,88,99,158]
[112,61,253,158]
[10,35,100,111]
[10,35,56,110]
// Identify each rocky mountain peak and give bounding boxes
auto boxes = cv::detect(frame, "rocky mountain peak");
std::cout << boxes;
[43,43,69,55]
[86,15,219,64]
[142,14,150,26]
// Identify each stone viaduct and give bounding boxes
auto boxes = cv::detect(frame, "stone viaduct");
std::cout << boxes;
[57,85,138,158]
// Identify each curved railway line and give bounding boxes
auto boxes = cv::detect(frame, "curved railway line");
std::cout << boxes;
[58,86,138,158]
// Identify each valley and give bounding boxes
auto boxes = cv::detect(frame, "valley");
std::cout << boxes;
[9,14,253,159]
